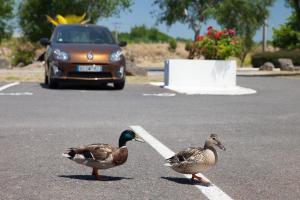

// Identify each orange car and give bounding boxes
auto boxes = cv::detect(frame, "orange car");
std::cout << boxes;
[40,24,127,89]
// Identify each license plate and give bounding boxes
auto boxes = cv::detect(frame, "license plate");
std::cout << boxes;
[77,65,102,72]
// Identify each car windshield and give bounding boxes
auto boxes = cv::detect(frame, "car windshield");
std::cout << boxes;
[54,26,116,44]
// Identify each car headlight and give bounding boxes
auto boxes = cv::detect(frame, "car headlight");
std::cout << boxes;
[109,50,123,62]
[53,49,69,61]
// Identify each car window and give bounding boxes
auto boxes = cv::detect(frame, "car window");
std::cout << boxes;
[54,26,116,44]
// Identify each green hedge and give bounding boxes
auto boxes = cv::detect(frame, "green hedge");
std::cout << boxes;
[116,25,174,43]
[252,51,300,68]
[11,50,34,66]
[168,39,177,52]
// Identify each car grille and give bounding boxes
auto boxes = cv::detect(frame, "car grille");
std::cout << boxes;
[68,72,112,78]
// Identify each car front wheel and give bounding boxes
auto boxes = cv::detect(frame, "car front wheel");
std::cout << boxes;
[44,72,48,85]
[47,67,58,89]
[113,79,125,90]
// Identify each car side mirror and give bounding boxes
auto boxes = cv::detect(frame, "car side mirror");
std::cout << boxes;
[40,38,51,46]
[118,41,127,47]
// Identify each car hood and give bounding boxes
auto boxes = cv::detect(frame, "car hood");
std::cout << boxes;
[52,43,121,63]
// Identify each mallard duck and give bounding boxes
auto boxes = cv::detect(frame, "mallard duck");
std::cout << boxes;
[165,134,225,185]
[62,129,144,180]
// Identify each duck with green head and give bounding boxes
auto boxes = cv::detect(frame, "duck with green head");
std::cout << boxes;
[62,129,144,180]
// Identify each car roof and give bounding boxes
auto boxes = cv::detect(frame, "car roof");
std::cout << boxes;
[56,24,109,29]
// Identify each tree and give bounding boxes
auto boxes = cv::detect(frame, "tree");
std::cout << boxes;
[18,0,132,42]
[285,0,300,30]
[118,25,173,43]
[0,0,14,42]
[286,0,300,27]
[272,1,300,50]
[214,0,274,65]
[272,5,300,50]
[153,0,223,40]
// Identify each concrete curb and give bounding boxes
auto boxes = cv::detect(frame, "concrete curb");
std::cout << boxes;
[237,71,300,77]
[146,67,300,77]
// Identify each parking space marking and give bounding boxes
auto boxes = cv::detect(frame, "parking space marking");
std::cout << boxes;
[0,82,33,96]
[0,92,33,96]
[143,93,176,97]
[0,82,20,91]
[130,125,233,200]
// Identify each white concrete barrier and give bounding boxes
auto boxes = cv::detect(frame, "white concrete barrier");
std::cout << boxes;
[164,59,236,87]
[163,59,256,95]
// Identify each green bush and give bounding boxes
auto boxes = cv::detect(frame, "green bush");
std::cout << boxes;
[168,39,177,52]
[11,50,35,66]
[272,13,300,50]
[185,42,192,51]
[118,25,174,43]
[272,25,300,50]
[10,38,37,66]
[251,50,300,68]
[116,32,130,42]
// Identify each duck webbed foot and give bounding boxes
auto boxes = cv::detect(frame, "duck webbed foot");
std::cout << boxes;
[191,174,211,186]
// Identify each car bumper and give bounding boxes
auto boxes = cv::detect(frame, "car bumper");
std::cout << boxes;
[49,61,125,82]
[54,76,124,81]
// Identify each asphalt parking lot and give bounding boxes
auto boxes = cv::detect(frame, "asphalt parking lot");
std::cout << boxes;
[0,77,299,200]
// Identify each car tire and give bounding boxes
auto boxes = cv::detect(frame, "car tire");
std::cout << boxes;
[48,77,58,89]
[44,72,48,85]
[113,79,125,90]
[47,68,59,89]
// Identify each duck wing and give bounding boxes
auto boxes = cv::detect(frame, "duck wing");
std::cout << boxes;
[66,144,117,161]
[166,147,204,164]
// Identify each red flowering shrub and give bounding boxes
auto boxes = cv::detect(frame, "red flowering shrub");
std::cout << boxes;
[196,35,204,41]
[189,26,242,60]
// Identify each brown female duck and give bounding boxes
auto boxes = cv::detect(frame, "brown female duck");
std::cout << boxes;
[165,134,225,185]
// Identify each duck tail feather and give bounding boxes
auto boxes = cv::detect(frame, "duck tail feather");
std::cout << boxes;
[62,148,77,160]
[166,155,178,164]
[164,162,172,167]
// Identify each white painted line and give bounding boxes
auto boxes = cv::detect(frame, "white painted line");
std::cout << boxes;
[143,93,176,97]
[0,92,33,96]
[150,82,164,86]
[130,125,233,200]
[0,82,20,91]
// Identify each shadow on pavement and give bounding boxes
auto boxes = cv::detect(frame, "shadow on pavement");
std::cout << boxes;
[161,176,211,187]
[39,82,117,90]
[59,175,133,181]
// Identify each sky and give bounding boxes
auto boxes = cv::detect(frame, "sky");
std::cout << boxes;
[97,0,293,42]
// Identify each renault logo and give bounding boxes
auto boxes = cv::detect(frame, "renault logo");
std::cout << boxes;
[87,52,93,60]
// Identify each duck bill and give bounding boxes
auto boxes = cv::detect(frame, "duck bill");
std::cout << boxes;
[134,134,145,143]
[218,142,226,151]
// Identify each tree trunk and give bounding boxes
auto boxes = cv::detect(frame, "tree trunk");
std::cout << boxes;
[193,29,200,41]
[187,29,200,59]
[240,51,248,67]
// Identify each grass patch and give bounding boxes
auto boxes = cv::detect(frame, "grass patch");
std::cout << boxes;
[0,68,44,82]
[127,75,163,83]
[243,53,252,67]
[0,68,162,83]
[6,76,20,81]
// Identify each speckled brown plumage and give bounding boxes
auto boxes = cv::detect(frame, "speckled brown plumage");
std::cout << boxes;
[62,129,144,180]
[165,134,226,185]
